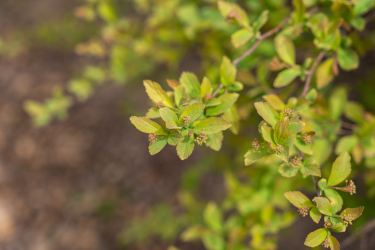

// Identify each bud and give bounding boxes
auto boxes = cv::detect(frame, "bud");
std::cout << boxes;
[157,101,164,109]
[298,206,309,217]
[252,138,260,151]
[183,115,190,124]
[148,133,157,144]
[322,240,330,248]
[290,156,302,168]
[195,131,208,145]
[303,135,312,144]
[284,108,295,117]
[275,144,283,154]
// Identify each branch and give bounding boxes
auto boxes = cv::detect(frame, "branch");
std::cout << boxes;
[211,84,224,98]
[301,50,326,98]
[342,219,375,249]
[232,17,290,67]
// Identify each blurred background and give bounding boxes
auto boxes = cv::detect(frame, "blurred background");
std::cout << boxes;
[0,0,374,250]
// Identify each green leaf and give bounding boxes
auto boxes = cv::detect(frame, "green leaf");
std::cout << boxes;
[228,81,243,92]
[193,117,231,135]
[130,116,166,135]
[205,98,221,107]
[329,87,347,120]
[293,0,305,23]
[354,0,374,16]
[97,1,116,23]
[327,152,351,187]
[168,131,184,146]
[304,228,328,248]
[340,207,364,221]
[166,120,183,130]
[274,144,289,162]
[289,121,305,135]
[262,94,285,110]
[174,85,188,107]
[301,163,321,177]
[328,235,340,250]
[274,68,300,88]
[274,117,291,144]
[313,197,333,215]
[181,225,204,242]
[217,1,249,28]
[350,17,365,31]
[206,93,239,116]
[177,131,195,160]
[306,88,318,102]
[202,231,225,250]
[253,10,269,31]
[222,105,239,134]
[149,137,168,155]
[179,103,205,123]
[220,56,237,87]
[335,135,359,155]
[279,163,298,178]
[206,132,223,151]
[231,28,254,48]
[244,146,268,166]
[310,207,322,224]
[316,58,334,89]
[204,202,223,233]
[324,188,343,213]
[180,72,201,99]
[337,48,359,71]
[284,191,313,208]
[201,77,212,99]
[159,107,178,123]
[144,80,173,107]
[275,36,296,65]
[295,137,313,155]
[313,139,332,165]
[344,102,365,124]
[254,102,280,127]
[261,123,274,143]
[146,107,161,119]
[330,222,346,233]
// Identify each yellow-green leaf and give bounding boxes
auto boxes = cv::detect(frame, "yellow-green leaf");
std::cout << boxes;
[130,116,166,135]
[149,137,167,155]
[327,152,351,187]
[144,80,173,107]
[274,68,300,88]
[206,93,239,116]
[254,102,280,127]
[204,202,223,233]
[284,191,314,208]
[304,228,328,247]
[220,56,237,87]
[328,235,340,250]
[231,28,254,48]
[159,107,178,123]
[177,131,195,160]
[262,94,285,110]
[310,207,322,224]
[337,48,359,71]
[313,197,333,215]
[179,103,205,123]
[201,77,212,99]
[274,117,290,144]
[275,36,296,65]
[193,117,231,135]
[316,58,334,89]
[180,72,201,99]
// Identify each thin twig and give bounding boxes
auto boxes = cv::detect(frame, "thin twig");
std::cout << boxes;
[342,219,375,249]
[211,84,224,98]
[338,129,353,135]
[341,121,356,130]
[301,50,326,98]
[232,17,290,67]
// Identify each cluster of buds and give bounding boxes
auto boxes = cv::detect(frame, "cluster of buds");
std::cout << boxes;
[298,206,309,217]
[324,221,332,229]
[303,135,312,144]
[182,115,190,124]
[322,240,330,248]
[343,213,354,226]
[275,144,284,154]
[148,133,157,144]
[284,108,295,117]
[156,101,164,109]
[346,180,356,195]
[290,156,302,168]
[195,130,208,145]
[252,138,260,151]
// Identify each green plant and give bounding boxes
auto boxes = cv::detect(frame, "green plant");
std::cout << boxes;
[130,1,375,249]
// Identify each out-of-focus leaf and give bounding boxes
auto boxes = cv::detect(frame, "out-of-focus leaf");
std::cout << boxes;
[220,56,237,87]
[329,87,347,120]
[222,105,239,134]
[231,28,254,48]
[335,135,359,155]
[337,48,359,71]
[275,36,296,65]
[274,68,300,88]
[244,146,268,166]
[204,202,223,233]
[316,58,334,89]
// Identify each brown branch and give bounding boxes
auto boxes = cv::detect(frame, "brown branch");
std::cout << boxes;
[341,121,356,130]
[211,84,224,98]
[301,50,326,98]
[232,17,290,67]
[342,219,375,249]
